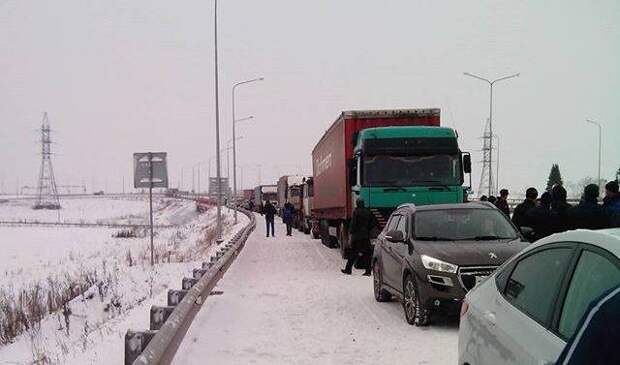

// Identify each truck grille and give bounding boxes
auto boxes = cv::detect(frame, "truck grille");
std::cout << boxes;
[457,266,498,292]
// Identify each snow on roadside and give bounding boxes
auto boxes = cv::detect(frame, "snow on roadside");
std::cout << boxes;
[0,197,156,224]
[0,199,249,365]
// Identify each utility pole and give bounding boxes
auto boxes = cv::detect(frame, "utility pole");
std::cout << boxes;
[232,77,263,223]
[464,72,519,197]
[213,0,223,242]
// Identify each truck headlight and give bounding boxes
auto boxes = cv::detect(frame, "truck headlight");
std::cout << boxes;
[421,255,458,273]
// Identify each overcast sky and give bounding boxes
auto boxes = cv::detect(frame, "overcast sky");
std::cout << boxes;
[1,0,618,196]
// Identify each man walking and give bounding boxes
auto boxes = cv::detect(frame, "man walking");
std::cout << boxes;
[495,189,510,216]
[342,198,377,276]
[263,200,277,237]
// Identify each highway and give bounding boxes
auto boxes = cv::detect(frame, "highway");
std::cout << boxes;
[171,214,458,365]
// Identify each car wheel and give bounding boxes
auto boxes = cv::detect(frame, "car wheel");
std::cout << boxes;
[373,263,391,302]
[403,274,430,326]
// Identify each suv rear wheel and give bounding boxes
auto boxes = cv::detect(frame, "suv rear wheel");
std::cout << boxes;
[373,262,391,302]
[403,274,430,326]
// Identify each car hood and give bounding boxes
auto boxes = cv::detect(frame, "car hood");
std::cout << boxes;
[414,239,528,267]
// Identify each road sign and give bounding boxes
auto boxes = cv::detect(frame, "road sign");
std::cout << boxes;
[133,152,168,267]
[133,152,168,188]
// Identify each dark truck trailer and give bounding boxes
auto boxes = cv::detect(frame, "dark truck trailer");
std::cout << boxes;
[311,108,471,256]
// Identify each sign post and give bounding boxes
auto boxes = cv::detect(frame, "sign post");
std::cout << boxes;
[133,152,168,266]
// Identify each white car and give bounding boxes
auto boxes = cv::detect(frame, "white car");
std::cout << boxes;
[458,228,620,365]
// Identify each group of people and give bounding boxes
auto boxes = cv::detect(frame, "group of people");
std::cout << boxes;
[260,200,296,238]
[502,180,620,241]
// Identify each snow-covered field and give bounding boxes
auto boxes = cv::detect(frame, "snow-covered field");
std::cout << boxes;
[0,197,248,365]
[173,216,458,365]
[0,196,153,224]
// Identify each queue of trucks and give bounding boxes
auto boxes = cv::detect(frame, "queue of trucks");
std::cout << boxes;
[245,108,471,257]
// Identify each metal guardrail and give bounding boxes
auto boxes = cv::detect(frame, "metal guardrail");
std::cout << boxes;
[124,208,256,365]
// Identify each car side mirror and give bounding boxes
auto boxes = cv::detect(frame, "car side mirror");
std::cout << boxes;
[520,226,535,242]
[385,230,405,243]
[463,154,472,174]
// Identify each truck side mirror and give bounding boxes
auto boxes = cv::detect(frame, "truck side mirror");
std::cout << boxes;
[463,154,472,173]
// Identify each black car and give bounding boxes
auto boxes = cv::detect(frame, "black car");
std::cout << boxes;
[372,202,528,326]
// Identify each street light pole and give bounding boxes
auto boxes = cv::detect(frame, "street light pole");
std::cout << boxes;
[232,77,263,223]
[464,72,520,197]
[213,0,223,241]
[586,119,602,189]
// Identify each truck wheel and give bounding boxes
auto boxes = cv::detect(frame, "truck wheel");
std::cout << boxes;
[403,274,430,326]
[373,262,391,302]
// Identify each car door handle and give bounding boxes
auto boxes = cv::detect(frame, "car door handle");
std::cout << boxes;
[483,311,496,326]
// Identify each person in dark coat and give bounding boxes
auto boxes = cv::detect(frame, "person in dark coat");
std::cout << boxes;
[263,200,277,237]
[480,195,488,202]
[495,189,511,217]
[487,196,497,205]
[342,198,377,276]
[555,286,620,365]
[512,187,538,232]
[551,185,572,233]
[525,192,558,241]
[282,202,294,236]
[603,180,620,228]
[567,184,607,230]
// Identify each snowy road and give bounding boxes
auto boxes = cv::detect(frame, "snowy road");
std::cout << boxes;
[173,216,458,365]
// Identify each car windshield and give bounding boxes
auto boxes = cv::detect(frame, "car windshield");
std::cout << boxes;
[415,208,518,241]
[363,154,461,187]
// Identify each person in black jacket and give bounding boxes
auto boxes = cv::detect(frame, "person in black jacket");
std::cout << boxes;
[525,192,558,241]
[555,286,620,365]
[567,184,607,230]
[263,200,277,237]
[495,189,511,216]
[551,185,572,233]
[603,180,620,228]
[512,187,538,232]
[342,198,377,276]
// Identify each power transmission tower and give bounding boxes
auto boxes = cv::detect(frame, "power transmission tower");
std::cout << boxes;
[33,112,61,209]
[478,118,495,198]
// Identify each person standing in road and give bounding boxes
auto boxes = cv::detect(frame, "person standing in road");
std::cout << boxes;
[525,192,558,241]
[551,185,572,233]
[495,189,510,216]
[603,180,620,228]
[512,187,538,232]
[263,200,277,237]
[342,198,377,276]
[282,201,294,236]
[567,184,607,230]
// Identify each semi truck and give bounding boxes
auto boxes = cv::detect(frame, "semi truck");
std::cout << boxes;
[253,185,278,211]
[311,108,471,256]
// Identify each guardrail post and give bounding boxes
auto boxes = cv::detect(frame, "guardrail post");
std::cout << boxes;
[150,306,176,330]
[125,330,158,365]
[167,290,189,306]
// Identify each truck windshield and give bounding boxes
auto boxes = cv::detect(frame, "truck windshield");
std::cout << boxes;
[363,154,461,187]
[415,209,518,241]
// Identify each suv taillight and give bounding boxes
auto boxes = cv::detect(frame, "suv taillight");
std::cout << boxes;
[460,300,469,318]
